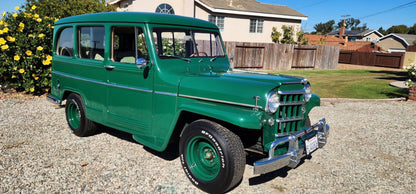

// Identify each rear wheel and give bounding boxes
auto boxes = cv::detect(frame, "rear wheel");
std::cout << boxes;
[179,120,245,193]
[65,93,97,137]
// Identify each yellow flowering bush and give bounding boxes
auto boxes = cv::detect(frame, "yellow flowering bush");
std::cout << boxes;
[0,6,55,94]
[1,0,115,94]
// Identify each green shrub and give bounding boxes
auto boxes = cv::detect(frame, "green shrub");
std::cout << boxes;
[0,5,55,94]
[404,63,416,86]
[0,1,115,95]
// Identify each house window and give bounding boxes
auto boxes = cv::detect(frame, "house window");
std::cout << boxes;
[366,37,371,41]
[249,19,263,33]
[155,3,175,15]
[208,15,224,31]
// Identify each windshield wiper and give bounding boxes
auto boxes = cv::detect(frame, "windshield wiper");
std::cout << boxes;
[163,55,191,63]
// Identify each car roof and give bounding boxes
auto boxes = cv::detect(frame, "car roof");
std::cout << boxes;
[55,12,218,30]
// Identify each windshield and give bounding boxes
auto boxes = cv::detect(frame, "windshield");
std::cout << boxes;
[153,28,225,59]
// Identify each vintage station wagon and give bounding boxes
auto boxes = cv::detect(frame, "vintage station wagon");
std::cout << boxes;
[47,12,329,193]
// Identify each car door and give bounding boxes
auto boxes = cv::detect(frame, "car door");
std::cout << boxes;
[105,25,153,135]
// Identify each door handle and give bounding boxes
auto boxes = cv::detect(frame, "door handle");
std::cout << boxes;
[105,65,115,70]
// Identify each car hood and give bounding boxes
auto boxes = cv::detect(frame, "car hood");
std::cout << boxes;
[178,70,306,109]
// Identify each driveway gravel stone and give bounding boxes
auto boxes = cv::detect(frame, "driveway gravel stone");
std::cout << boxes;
[1,93,415,193]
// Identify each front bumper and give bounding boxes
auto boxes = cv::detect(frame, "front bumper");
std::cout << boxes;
[253,118,329,175]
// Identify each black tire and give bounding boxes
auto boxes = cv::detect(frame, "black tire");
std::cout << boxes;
[179,119,245,193]
[65,93,97,137]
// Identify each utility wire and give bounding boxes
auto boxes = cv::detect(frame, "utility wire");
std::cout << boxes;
[298,0,329,10]
[359,1,416,19]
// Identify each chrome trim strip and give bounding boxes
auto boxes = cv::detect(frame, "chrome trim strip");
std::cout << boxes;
[52,71,153,93]
[278,101,305,106]
[280,77,308,85]
[53,71,103,85]
[278,89,306,95]
[276,116,303,123]
[155,91,177,96]
[179,94,262,109]
[275,133,292,138]
[108,83,152,93]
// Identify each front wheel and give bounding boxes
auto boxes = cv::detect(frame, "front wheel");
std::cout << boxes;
[179,120,245,193]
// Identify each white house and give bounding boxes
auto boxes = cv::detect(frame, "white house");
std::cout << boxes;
[107,0,307,43]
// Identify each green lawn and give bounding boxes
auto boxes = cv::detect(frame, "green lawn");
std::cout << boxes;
[266,69,409,99]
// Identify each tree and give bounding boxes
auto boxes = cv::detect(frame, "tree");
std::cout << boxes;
[271,27,282,43]
[280,25,295,44]
[271,25,304,44]
[408,24,416,35]
[312,20,335,35]
[336,18,368,31]
[351,23,368,31]
[386,25,409,34]
[296,31,308,45]
[0,0,115,94]
[23,0,115,18]
[378,27,387,35]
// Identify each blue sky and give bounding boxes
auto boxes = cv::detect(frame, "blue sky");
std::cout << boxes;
[0,0,26,15]
[258,0,416,32]
[2,0,416,32]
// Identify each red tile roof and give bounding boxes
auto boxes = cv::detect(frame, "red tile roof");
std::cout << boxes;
[304,34,385,52]
[304,34,344,46]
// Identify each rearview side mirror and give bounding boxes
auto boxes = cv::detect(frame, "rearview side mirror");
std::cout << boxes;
[136,58,148,68]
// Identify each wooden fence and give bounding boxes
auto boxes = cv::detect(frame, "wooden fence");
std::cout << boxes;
[224,42,339,70]
[339,50,405,69]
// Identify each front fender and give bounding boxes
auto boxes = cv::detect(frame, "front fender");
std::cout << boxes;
[177,97,264,130]
[305,93,320,116]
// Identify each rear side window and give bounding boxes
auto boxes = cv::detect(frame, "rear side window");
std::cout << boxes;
[78,26,105,61]
[56,27,74,57]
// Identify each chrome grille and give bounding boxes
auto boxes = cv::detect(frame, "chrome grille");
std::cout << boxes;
[276,89,306,136]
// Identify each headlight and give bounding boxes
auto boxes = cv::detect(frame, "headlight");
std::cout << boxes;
[304,83,312,102]
[266,91,279,114]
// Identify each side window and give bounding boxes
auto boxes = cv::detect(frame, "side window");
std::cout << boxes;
[56,27,74,57]
[112,26,149,64]
[78,26,105,61]
[194,32,225,57]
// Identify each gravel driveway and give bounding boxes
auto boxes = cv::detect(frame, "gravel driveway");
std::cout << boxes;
[1,94,415,193]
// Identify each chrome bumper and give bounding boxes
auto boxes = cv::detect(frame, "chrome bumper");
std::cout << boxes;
[253,118,329,175]
[46,95,61,105]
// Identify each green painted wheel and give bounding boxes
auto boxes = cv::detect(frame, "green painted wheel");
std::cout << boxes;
[179,120,245,193]
[65,93,97,137]
[186,136,220,181]
[66,99,81,130]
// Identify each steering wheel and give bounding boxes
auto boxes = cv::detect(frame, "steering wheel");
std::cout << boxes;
[60,47,73,57]
[190,51,208,57]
